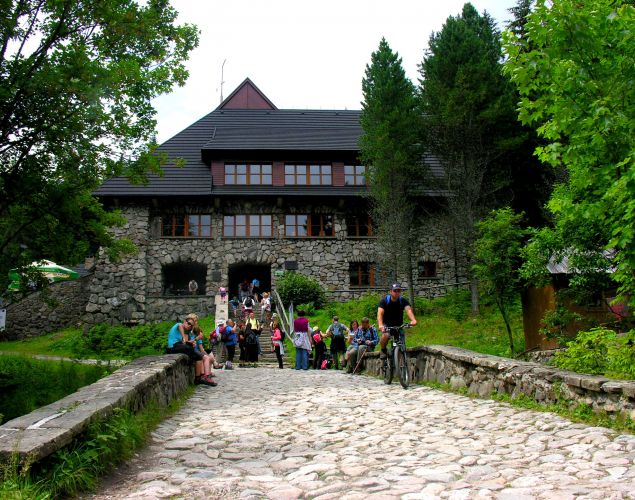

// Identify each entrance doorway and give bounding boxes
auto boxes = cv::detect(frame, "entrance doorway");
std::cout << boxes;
[228,263,271,298]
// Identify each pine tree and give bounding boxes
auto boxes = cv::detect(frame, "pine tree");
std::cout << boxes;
[418,3,519,314]
[360,38,423,304]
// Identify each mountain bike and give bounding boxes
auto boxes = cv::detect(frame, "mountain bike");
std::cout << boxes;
[382,323,411,389]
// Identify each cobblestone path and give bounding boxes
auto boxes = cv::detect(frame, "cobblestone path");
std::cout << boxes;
[87,368,635,499]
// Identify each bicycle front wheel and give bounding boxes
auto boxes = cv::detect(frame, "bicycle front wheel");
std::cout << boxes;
[395,345,409,389]
[383,349,393,385]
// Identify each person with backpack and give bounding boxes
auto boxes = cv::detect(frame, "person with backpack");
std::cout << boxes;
[246,311,263,356]
[221,319,238,370]
[242,295,255,318]
[239,280,250,301]
[244,320,259,366]
[271,318,285,369]
[312,326,326,369]
[377,283,417,362]
[229,296,240,318]
[324,315,350,370]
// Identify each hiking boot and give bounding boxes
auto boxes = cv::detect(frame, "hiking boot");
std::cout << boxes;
[194,376,203,385]
[202,375,217,387]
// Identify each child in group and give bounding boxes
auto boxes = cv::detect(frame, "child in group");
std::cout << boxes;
[219,286,227,302]
[190,324,222,370]
[229,296,240,318]
[312,326,326,369]
[271,318,285,369]
[166,314,216,386]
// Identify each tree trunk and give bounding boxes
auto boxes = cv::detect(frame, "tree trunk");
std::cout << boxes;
[498,302,515,355]
[406,241,416,314]
[470,278,479,315]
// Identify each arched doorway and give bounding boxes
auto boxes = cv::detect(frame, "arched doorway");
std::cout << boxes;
[228,263,272,298]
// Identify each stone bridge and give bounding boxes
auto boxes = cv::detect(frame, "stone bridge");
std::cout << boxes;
[87,368,635,500]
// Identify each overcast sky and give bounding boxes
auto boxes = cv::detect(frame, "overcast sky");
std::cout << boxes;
[153,0,516,143]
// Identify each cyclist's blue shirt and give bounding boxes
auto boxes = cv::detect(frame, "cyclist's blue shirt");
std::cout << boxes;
[378,296,410,327]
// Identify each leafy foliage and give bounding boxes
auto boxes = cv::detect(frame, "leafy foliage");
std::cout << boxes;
[473,208,528,353]
[0,393,191,498]
[553,327,635,380]
[276,272,326,310]
[0,1,199,291]
[76,321,174,359]
[0,356,112,424]
[503,0,635,306]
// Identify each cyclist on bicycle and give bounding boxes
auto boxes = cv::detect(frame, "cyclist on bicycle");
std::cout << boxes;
[377,283,417,361]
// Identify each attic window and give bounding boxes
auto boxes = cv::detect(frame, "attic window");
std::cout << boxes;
[285,164,331,185]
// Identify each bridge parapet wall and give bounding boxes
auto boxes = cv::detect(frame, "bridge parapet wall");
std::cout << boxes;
[364,345,635,419]
[0,354,192,463]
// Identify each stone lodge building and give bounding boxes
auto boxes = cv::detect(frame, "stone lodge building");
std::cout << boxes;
[88,79,463,325]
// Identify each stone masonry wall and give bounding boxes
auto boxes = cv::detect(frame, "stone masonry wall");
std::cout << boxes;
[85,204,150,326]
[363,345,635,420]
[85,202,466,325]
[3,275,92,340]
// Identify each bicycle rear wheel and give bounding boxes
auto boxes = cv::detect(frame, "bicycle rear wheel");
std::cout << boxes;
[382,349,393,385]
[395,345,409,389]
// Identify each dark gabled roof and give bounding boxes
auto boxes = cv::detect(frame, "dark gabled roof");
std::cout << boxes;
[218,78,277,110]
[203,109,362,151]
[95,110,216,197]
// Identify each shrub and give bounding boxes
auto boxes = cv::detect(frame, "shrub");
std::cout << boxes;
[276,272,326,309]
[76,321,173,359]
[553,327,615,376]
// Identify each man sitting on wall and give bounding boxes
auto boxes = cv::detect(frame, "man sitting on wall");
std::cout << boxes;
[346,317,378,374]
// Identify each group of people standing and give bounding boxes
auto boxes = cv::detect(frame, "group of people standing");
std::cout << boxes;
[165,282,417,380]
[291,312,380,372]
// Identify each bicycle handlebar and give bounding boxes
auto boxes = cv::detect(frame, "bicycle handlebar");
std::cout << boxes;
[384,323,412,332]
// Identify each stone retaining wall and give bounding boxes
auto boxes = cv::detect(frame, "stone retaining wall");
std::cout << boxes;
[3,275,92,340]
[363,345,635,419]
[0,354,193,463]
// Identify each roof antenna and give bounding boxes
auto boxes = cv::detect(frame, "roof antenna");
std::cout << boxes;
[219,59,226,104]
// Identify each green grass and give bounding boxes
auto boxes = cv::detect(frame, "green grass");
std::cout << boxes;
[302,291,524,358]
[0,386,194,499]
[0,328,81,358]
[0,317,217,361]
[0,355,114,424]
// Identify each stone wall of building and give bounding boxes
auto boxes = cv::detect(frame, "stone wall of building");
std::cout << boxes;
[3,275,92,341]
[363,345,635,420]
[85,201,466,325]
[85,204,150,326]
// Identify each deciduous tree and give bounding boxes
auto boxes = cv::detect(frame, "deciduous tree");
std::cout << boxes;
[473,207,528,354]
[503,0,635,305]
[0,0,198,292]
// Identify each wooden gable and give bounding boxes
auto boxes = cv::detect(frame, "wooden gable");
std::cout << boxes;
[219,78,277,110]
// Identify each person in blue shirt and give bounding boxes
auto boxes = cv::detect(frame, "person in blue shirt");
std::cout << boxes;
[222,319,238,369]
[346,317,378,374]
[166,313,216,386]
